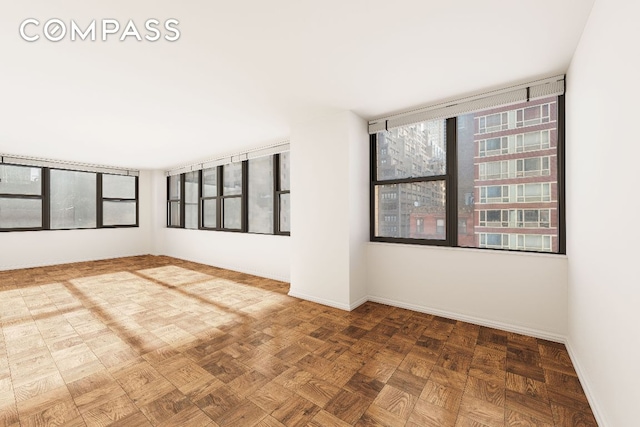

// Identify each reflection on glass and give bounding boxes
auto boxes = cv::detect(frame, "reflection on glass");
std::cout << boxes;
[202,168,217,197]
[0,165,41,195]
[202,199,217,228]
[103,175,135,199]
[279,193,290,233]
[223,163,242,196]
[103,201,136,226]
[223,197,241,229]
[279,152,290,191]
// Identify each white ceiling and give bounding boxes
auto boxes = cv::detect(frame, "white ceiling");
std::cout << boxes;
[0,0,595,170]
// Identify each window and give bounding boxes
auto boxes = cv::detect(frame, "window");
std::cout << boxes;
[102,174,137,227]
[276,152,291,234]
[201,167,218,229]
[248,156,274,234]
[167,150,290,236]
[50,170,97,229]
[167,174,182,228]
[184,171,199,229]
[372,119,447,242]
[371,85,564,253]
[0,164,43,230]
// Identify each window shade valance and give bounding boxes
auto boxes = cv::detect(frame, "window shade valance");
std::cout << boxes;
[368,75,565,134]
[0,154,139,176]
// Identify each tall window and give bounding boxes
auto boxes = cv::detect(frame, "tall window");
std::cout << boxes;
[167,174,182,228]
[201,167,218,229]
[0,164,43,230]
[371,90,564,254]
[222,162,243,230]
[276,152,291,234]
[101,174,137,227]
[248,156,274,234]
[50,170,97,229]
[372,120,448,242]
[184,171,199,229]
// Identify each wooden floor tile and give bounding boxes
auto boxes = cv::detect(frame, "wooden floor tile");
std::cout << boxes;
[0,255,598,427]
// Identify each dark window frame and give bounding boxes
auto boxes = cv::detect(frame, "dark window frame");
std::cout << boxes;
[274,153,291,236]
[100,174,139,228]
[370,95,566,255]
[1,163,139,232]
[167,174,184,228]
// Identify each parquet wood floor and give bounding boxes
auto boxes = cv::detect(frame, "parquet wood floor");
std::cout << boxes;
[0,255,597,426]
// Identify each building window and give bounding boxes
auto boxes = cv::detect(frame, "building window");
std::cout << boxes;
[101,174,138,227]
[221,162,243,230]
[167,174,182,228]
[50,170,97,230]
[201,167,218,229]
[0,164,43,230]
[371,91,563,254]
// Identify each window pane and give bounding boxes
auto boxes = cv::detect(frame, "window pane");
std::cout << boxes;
[223,163,242,196]
[102,174,135,199]
[202,199,217,228]
[185,204,198,229]
[184,171,199,204]
[0,165,41,195]
[169,175,181,199]
[458,96,558,252]
[103,201,136,226]
[279,193,290,233]
[168,201,180,226]
[202,167,217,197]
[375,181,446,239]
[223,197,241,229]
[0,198,42,228]
[376,119,446,180]
[249,157,274,234]
[280,152,290,191]
[50,170,97,229]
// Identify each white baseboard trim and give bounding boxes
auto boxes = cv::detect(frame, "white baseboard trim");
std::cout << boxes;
[349,296,369,311]
[564,339,608,427]
[367,295,566,343]
[287,290,352,311]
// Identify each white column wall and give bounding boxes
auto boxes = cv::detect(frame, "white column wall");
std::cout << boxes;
[289,110,369,309]
[565,0,640,424]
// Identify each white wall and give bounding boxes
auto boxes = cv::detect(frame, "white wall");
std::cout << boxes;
[565,0,640,424]
[150,170,291,282]
[289,110,369,309]
[0,170,153,271]
[367,243,568,340]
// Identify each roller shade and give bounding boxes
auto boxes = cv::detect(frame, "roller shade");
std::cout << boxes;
[0,154,139,176]
[369,75,565,134]
[166,141,290,177]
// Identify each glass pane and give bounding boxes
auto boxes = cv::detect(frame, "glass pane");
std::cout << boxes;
[102,174,135,199]
[376,119,446,180]
[103,201,136,226]
[458,96,558,252]
[185,204,198,229]
[223,197,241,229]
[279,152,290,191]
[0,165,41,195]
[249,157,274,234]
[223,163,242,196]
[279,193,290,233]
[374,181,446,239]
[50,170,97,229]
[169,175,181,199]
[202,168,217,197]
[202,199,217,228]
[184,171,199,204]
[168,201,180,226]
[0,198,42,228]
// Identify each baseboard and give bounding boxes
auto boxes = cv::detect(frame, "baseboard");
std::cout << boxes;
[349,296,369,311]
[287,290,352,311]
[367,295,566,343]
[0,253,149,272]
[564,339,608,427]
